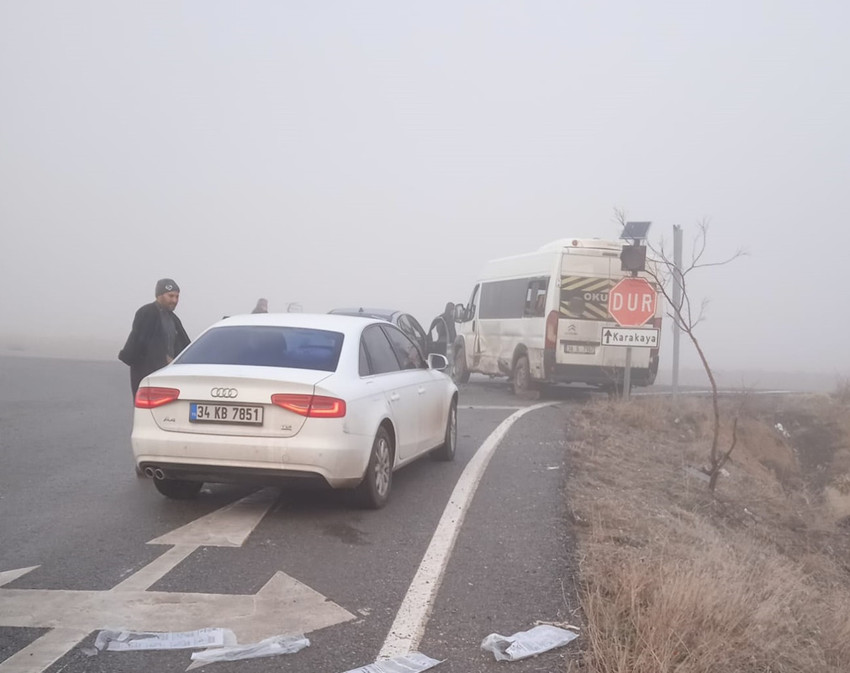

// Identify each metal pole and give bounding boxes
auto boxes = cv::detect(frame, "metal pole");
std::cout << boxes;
[672,225,683,399]
[622,266,639,400]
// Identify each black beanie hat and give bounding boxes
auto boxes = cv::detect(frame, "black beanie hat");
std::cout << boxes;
[155,278,180,296]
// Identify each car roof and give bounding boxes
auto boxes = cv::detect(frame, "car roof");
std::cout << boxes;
[210,312,385,335]
[328,307,401,321]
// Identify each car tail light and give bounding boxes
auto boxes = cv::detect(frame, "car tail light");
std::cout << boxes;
[135,387,180,408]
[271,394,346,418]
[545,310,559,350]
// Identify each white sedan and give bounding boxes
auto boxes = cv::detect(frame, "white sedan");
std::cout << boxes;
[132,313,458,508]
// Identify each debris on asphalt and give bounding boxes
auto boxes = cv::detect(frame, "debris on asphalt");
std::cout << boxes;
[188,634,309,665]
[92,627,236,652]
[340,651,443,672]
[481,624,579,661]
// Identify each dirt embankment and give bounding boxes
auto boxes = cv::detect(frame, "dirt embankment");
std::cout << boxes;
[562,391,850,672]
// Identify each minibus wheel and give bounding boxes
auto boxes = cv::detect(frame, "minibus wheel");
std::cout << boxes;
[512,355,533,397]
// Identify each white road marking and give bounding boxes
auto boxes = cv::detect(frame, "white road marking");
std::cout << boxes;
[0,487,354,673]
[0,566,38,587]
[115,487,279,592]
[0,570,353,672]
[150,487,278,547]
[378,402,557,659]
[0,627,92,673]
[461,405,524,410]
[112,545,197,592]
[634,389,794,396]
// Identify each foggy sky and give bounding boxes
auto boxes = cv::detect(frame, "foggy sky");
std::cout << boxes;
[1,1,847,377]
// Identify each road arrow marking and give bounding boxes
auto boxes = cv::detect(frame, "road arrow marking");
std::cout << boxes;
[112,545,197,592]
[0,566,38,588]
[0,487,355,673]
[114,487,279,592]
[1,569,354,636]
[0,627,93,673]
[150,487,279,547]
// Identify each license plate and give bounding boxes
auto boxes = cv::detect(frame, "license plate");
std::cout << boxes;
[565,344,596,355]
[190,403,264,425]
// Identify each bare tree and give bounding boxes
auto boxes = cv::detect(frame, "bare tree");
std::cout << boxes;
[617,212,746,491]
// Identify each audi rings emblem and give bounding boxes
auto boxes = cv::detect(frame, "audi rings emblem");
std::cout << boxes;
[210,387,238,399]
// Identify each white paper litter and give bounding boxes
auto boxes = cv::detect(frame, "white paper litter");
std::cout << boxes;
[480,624,579,661]
[341,652,443,673]
[775,422,791,438]
[93,627,236,652]
[189,634,309,664]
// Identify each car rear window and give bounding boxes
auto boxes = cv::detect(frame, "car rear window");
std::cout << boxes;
[177,326,344,371]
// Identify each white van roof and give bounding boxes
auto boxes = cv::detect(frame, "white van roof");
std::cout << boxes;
[480,238,625,280]
[537,238,623,252]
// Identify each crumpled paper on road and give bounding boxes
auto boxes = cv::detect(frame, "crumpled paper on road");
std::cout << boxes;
[189,633,309,665]
[481,623,579,661]
[93,627,236,652]
[341,651,443,673]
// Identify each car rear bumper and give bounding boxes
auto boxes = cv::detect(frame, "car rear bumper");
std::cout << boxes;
[132,427,371,489]
[137,461,340,488]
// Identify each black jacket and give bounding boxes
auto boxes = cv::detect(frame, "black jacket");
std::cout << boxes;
[119,302,190,394]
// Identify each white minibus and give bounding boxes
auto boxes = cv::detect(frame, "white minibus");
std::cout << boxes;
[452,238,662,395]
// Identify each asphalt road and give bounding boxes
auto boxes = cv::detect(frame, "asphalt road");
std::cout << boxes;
[0,357,583,673]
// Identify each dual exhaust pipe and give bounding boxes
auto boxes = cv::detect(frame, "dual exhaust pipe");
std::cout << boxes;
[143,466,165,480]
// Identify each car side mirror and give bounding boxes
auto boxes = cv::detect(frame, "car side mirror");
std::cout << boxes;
[428,353,449,371]
[454,304,466,322]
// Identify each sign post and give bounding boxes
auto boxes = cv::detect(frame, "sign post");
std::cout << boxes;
[607,276,657,398]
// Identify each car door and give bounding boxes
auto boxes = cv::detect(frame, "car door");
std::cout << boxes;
[380,324,444,456]
[360,324,420,462]
[397,313,429,357]
[458,284,482,371]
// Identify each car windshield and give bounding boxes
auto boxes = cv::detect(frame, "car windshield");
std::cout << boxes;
[177,325,344,372]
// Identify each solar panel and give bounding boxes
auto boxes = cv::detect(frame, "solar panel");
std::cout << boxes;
[620,221,652,241]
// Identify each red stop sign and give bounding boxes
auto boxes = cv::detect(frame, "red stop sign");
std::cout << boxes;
[608,277,657,327]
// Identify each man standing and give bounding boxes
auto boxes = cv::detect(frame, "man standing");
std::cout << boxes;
[119,278,191,396]
[428,302,457,355]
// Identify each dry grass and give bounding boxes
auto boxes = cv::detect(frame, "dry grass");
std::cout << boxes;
[564,393,850,672]
[832,377,850,405]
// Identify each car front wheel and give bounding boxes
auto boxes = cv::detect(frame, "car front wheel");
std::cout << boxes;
[431,398,457,461]
[355,427,393,509]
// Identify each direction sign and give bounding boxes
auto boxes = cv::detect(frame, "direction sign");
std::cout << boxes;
[601,327,659,348]
[608,277,657,327]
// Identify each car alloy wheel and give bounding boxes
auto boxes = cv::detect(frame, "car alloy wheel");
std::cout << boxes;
[431,398,457,461]
[355,426,393,509]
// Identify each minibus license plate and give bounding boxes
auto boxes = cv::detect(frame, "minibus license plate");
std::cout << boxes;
[565,344,596,355]
[190,403,263,425]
